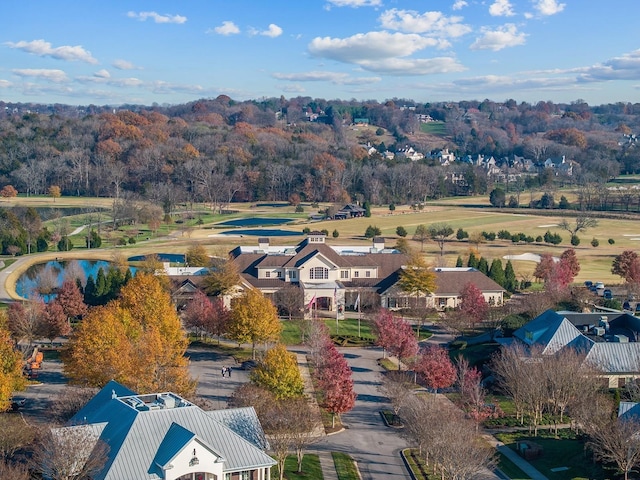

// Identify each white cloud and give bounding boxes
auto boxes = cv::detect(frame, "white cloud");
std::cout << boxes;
[112,59,139,70]
[272,71,381,85]
[470,24,527,51]
[379,9,471,37]
[309,31,440,63]
[262,24,283,38]
[325,0,382,7]
[452,1,468,10]
[126,11,187,24]
[578,49,640,82]
[12,68,68,83]
[0,80,12,88]
[250,24,283,37]
[211,21,240,35]
[94,69,110,79]
[5,39,98,64]
[357,57,466,75]
[532,0,565,16]
[489,0,515,17]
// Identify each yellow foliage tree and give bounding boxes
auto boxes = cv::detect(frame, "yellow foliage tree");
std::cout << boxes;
[250,344,303,399]
[64,273,195,395]
[396,254,437,309]
[0,312,26,412]
[229,289,281,359]
[185,244,209,267]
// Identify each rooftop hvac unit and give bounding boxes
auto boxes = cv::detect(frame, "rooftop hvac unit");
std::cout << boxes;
[614,334,629,343]
[157,394,177,409]
[593,327,606,336]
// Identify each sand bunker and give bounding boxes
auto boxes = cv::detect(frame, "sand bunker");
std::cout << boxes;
[503,253,559,263]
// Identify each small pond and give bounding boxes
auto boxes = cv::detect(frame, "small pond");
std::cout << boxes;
[16,260,124,300]
[216,217,293,227]
[128,253,186,263]
[219,229,302,237]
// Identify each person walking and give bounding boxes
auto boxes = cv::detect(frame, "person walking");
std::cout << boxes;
[221,366,226,377]
[227,366,232,378]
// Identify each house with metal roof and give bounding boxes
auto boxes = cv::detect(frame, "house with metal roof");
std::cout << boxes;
[58,380,275,480]
[511,310,640,388]
[229,235,504,316]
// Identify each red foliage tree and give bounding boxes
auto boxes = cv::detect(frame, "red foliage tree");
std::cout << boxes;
[182,290,213,337]
[42,301,71,343]
[533,253,555,282]
[559,248,580,277]
[203,297,231,344]
[459,282,489,327]
[55,280,88,321]
[415,345,456,394]
[312,331,356,428]
[372,309,419,368]
[612,250,639,281]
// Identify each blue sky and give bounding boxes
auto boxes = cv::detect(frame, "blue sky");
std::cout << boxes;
[1,0,638,107]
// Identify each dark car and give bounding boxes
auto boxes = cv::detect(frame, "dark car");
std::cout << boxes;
[603,289,613,300]
[241,360,258,371]
[584,281,593,288]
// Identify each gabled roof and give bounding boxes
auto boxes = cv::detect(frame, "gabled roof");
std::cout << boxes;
[70,382,275,480]
[432,268,505,296]
[513,310,640,374]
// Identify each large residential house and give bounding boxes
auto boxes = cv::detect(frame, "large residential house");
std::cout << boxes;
[57,381,276,480]
[395,146,425,161]
[508,310,640,388]
[229,233,504,315]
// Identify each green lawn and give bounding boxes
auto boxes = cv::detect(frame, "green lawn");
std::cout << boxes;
[420,121,447,135]
[272,454,323,480]
[495,430,610,480]
[332,452,360,480]
[448,342,501,368]
[496,451,532,479]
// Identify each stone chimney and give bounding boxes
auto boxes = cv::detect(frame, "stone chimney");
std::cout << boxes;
[258,237,270,251]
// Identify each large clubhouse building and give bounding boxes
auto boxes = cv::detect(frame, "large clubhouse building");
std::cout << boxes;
[226,232,505,315]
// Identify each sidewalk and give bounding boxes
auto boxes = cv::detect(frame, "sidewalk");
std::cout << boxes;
[317,451,339,480]
[483,435,549,480]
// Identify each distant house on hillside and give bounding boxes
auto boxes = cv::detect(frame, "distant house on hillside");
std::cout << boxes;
[395,146,424,161]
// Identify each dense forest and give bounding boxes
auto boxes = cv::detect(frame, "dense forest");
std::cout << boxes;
[1,95,640,214]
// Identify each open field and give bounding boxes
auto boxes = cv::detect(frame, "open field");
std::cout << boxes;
[2,194,640,298]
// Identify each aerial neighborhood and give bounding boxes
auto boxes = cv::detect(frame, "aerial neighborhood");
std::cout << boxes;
[3,74,640,480]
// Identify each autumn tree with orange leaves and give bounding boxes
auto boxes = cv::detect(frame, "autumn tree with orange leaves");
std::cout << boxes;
[63,273,195,396]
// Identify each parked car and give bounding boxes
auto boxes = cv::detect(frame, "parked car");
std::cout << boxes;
[241,360,258,371]
[584,281,593,288]
[603,289,613,300]
[623,301,631,310]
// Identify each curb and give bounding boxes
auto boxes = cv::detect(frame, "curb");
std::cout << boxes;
[400,449,418,480]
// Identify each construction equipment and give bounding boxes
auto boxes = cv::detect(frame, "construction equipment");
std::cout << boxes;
[24,346,44,378]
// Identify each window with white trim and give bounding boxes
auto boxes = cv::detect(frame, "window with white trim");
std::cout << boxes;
[365,270,371,278]
[354,271,359,278]
[265,271,271,278]
[277,271,282,278]
[340,270,349,279]
[310,267,328,280]
[288,270,296,279]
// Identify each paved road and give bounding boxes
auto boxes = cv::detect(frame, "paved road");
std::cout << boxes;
[314,346,412,480]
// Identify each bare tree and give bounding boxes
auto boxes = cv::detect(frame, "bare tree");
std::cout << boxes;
[273,284,304,321]
[379,370,414,424]
[558,215,598,238]
[0,414,35,460]
[31,425,109,480]
[0,459,30,480]
[588,416,640,480]
[287,397,323,473]
[50,386,99,424]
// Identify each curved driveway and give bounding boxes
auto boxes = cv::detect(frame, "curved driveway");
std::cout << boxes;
[315,346,411,479]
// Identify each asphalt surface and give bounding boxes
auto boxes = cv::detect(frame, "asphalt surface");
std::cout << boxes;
[314,346,412,479]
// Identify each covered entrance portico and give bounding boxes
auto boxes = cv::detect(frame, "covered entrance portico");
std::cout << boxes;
[302,281,345,319]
